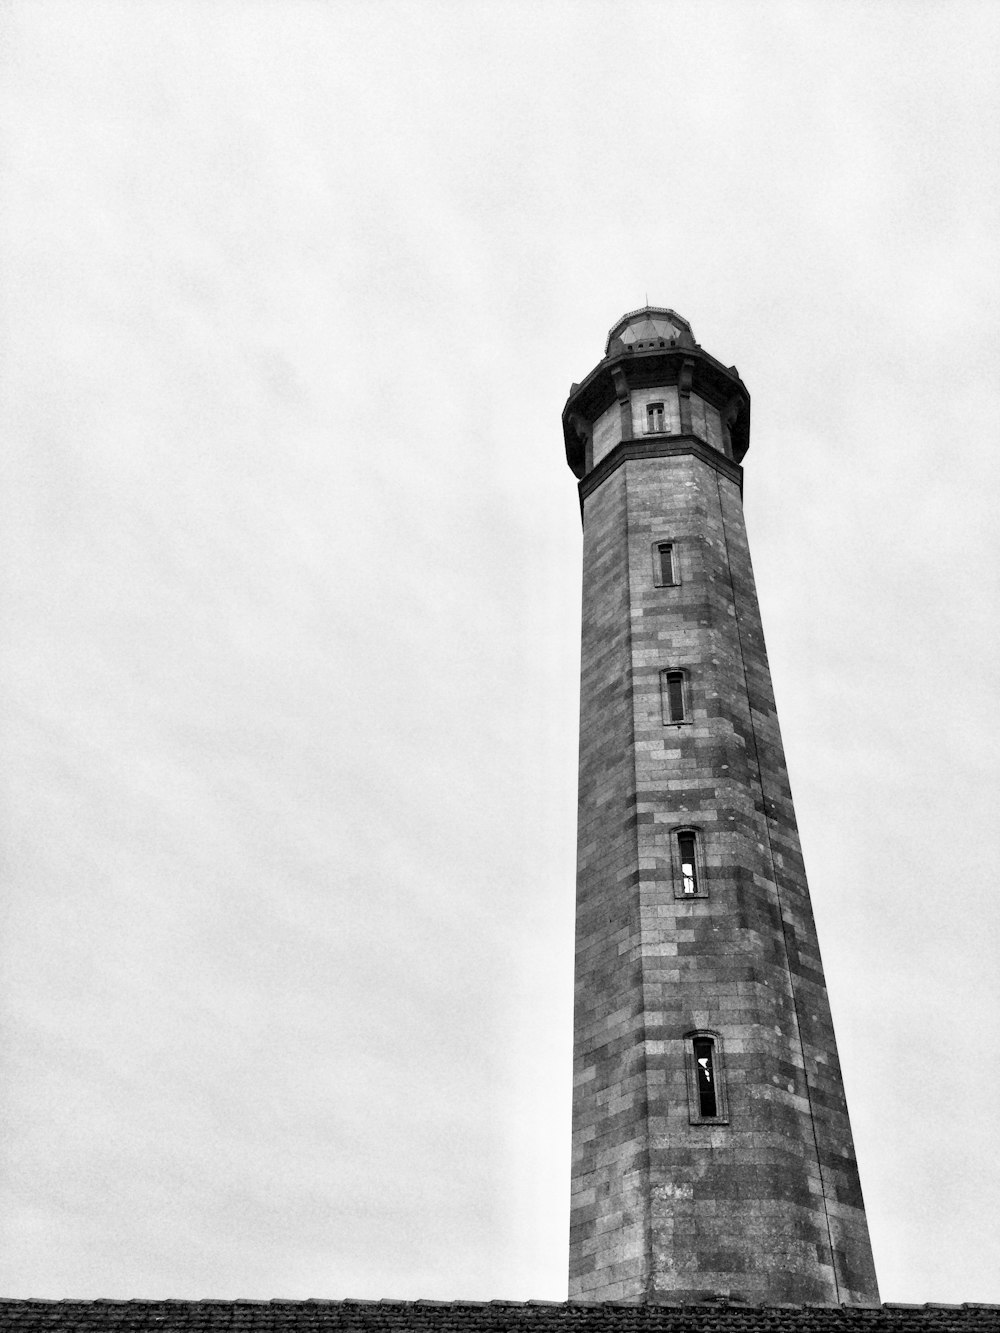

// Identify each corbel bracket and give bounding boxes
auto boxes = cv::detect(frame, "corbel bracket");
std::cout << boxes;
[678,358,695,433]
[723,394,741,461]
[567,411,593,476]
[611,364,632,441]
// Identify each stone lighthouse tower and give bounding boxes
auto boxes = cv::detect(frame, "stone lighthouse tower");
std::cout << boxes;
[562,308,879,1306]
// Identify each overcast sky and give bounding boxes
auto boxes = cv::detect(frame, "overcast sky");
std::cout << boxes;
[1,0,998,1308]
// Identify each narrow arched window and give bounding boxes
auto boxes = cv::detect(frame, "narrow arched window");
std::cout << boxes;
[662,669,687,724]
[685,1032,728,1124]
[692,1036,717,1117]
[672,827,707,899]
[653,542,677,587]
[678,831,698,895]
[646,401,665,434]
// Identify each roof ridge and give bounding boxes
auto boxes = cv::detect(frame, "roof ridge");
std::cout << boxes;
[0,1296,995,1309]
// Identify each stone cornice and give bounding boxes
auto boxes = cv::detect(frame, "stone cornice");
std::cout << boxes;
[563,345,750,478]
[577,436,744,519]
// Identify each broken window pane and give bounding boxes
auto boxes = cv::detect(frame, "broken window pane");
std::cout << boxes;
[693,1037,717,1117]
[678,831,697,894]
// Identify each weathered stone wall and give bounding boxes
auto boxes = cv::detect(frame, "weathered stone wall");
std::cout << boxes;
[570,465,649,1300]
[570,443,878,1305]
[592,401,622,467]
[688,394,725,455]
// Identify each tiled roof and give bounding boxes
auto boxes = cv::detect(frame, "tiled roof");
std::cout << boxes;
[1,1301,998,1332]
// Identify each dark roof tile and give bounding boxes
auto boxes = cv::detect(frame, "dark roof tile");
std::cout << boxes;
[0,1300,998,1332]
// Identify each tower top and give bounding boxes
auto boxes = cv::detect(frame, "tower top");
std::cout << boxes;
[563,307,751,478]
[605,306,696,355]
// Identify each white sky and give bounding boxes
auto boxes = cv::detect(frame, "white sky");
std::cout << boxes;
[1,0,998,1307]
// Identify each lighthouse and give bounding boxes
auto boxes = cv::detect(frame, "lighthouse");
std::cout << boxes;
[563,308,878,1305]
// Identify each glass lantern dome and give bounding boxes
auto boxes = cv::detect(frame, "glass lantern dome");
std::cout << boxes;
[605,306,694,356]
